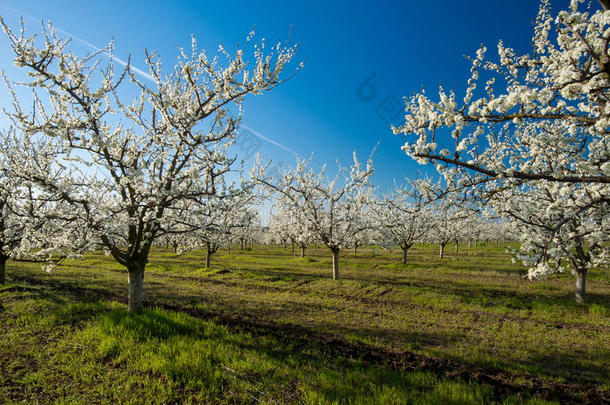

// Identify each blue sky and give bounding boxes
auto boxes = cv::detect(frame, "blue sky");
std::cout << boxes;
[0,0,571,193]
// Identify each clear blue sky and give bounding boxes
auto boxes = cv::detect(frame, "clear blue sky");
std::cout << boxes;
[0,0,571,192]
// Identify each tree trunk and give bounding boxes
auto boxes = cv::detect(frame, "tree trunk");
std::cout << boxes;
[301,246,306,258]
[468,240,472,250]
[206,249,212,269]
[240,239,245,250]
[227,245,231,254]
[291,241,295,253]
[0,255,6,284]
[455,241,459,254]
[575,270,587,304]
[439,243,445,259]
[353,244,358,254]
[401,247,408,264]
[127,262,145,314]
[331,248,340,280]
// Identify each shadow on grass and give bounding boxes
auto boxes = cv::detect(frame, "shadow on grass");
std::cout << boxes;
[8,265,610,399]
[347,272,610,313]
[100,307,207,341]
[422,278,610,311]
[102,302,606,404]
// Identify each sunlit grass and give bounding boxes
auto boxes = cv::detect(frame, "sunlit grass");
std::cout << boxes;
[0,243,607,403]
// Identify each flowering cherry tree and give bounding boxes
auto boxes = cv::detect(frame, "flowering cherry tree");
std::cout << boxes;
[232,208,260,250]
[270,196,316,257]
[180,192,253,269]
[1,19,298,313]
[266,208,292,249]
[347,208,374,254]
[502,181,608,302]
[430,205,469,259]
[158,232,190,254]
[393,0,610,300]
[371,180,435,264]
[253,153,374,279]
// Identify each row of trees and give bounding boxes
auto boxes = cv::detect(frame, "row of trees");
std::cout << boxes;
[258,159,513,277]
[250,1,609,303]
[1,0,608,313]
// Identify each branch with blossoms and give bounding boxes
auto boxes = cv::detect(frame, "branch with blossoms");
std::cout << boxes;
[394,0,610,186]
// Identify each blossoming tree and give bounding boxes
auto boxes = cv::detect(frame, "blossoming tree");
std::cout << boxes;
[178,190,255,269]
[266,207,292,249]
[271,195,316,257]
[371,180,435,263]
[503,181,608,302]
[1,18,298,313]
[253,153,374,279]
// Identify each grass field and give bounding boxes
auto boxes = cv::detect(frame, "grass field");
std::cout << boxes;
[0,243,609,404]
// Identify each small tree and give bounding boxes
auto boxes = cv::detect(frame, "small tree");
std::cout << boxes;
[428,200,471,259]
[253,153,373,279]
[233,209,259,250]
[271,196,316,258]
[371,180,435,264]
[503,181,608,303]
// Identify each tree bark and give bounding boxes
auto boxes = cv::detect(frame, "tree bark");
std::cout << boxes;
[127,262,145,314]
[0,255,7,284]
[455,241,459,254]
[439,243,445,259]
[206,249,212,269]
[401,247,408,264]
[353,244,358,254]
[331,248,340,280]
[468,240,472,250]
[240,239,245,250]
[575,270,587,304]
[301,246,306,258]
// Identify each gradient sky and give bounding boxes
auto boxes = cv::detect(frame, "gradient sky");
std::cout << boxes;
[0,0,572,193]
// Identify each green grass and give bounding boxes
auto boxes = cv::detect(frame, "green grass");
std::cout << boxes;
[0,243,608,404]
